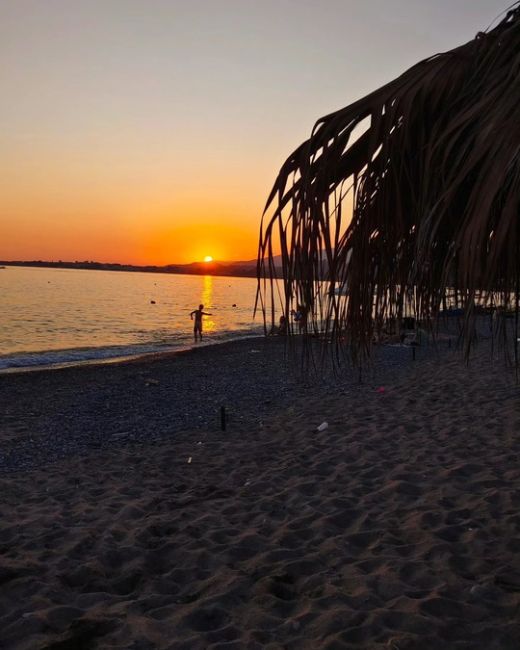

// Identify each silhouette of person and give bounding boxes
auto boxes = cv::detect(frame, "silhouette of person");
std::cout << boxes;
[190,304,212,342]
[268,314,287,336]
[291,304,307,333]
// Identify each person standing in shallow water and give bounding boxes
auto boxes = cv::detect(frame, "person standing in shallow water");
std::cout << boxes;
[190,304,212,342]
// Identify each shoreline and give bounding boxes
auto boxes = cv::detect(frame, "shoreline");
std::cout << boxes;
[0,309,470,376]
[0,331,267,376]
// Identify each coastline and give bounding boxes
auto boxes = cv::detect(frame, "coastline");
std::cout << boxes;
[0,331,266,376]
[1,337,519,648]
[0,260,262,279]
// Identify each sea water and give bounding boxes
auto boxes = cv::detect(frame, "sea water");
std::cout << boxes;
[0,266,263,371]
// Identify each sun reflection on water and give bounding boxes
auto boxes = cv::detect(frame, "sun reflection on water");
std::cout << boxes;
[201,275,215,333]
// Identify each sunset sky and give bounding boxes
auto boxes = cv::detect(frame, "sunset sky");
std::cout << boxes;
[0,0,509,265]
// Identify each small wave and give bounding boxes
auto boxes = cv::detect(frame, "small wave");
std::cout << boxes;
[0,343,169,371]
[0,327,264,373]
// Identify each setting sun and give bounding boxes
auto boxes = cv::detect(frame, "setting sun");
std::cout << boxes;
[203,256,213,262]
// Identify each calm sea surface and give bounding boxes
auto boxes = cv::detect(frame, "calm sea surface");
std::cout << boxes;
[0,266,263,371]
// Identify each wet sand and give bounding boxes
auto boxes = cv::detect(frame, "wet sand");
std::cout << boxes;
[1,338,520,649]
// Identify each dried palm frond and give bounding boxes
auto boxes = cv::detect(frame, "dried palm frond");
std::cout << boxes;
[257,4,520,364]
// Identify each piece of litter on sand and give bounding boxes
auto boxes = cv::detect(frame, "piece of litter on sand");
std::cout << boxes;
[197,441,202,445]
[187,456,192,464]
[377,386,386,393]
[146,379,159,386]
[249,349,261,353]
[317,422,328,432]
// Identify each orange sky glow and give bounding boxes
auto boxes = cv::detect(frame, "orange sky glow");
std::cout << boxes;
[0,1,507,266]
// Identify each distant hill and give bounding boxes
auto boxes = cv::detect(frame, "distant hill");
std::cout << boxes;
[0,257,283,278]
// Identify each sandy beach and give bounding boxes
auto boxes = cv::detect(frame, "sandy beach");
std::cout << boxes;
[1,336,520,649]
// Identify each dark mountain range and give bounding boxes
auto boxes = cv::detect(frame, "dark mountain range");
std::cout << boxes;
[0,257,283,278]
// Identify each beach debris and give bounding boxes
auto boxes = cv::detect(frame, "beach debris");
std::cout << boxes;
[249,349,261,353]
[317,422,328,432]
[468,582,499,601]
[150,300,156,304]
[187,456,192,464]
[145,378,159,386]
[282,618,301,633]
[469,584,486,598]
[244,480,251,487]
[377,386,386,393]
[232,303,237,307]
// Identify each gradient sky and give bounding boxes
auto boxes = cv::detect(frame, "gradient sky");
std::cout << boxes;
[0,0,510,264]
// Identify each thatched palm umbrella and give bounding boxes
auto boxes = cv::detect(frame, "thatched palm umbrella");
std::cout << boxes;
[257,4,520,363]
